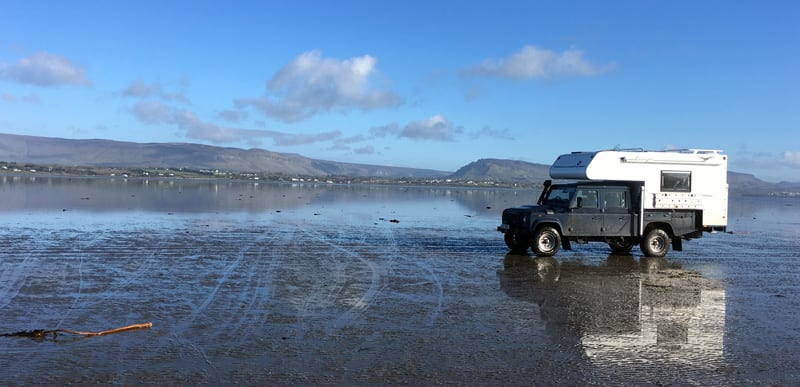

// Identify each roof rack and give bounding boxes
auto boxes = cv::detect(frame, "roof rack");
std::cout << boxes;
[606,148,723,154]
[669,149,723,154]
[572,148,724,155]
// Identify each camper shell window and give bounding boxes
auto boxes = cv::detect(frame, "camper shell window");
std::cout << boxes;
[661,171,691,192]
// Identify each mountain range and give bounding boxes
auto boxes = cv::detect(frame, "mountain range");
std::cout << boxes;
[0,132,448,179]
[1,132,797,196]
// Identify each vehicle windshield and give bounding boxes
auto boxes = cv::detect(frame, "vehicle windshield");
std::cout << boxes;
[543,186,574,208]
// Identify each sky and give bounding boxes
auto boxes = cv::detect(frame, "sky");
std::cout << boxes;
[0,1,798,182]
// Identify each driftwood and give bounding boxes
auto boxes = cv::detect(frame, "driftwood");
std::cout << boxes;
[1,322,153,340]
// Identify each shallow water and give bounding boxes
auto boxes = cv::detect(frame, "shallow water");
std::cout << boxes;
[1,176,799,385]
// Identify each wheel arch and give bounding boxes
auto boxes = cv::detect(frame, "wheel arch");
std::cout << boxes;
[532,221,565,239]
[642,221,674,238]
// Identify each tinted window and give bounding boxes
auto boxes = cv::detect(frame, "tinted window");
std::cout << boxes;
[544,187,574,208]
[573,189,598,209]
[603,190,627,209]
[662,171,691,192]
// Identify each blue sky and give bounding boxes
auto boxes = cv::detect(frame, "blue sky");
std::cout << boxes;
[0,1,798,182]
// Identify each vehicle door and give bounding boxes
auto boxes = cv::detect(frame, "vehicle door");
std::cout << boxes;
[566,188,602,236]
[601,189,633,236]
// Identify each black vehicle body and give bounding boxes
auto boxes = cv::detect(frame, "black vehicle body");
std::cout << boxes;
[497,180,708,257]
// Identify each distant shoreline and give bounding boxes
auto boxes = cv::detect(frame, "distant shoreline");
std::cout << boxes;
[0,170,539,190]
[2,162,798,198]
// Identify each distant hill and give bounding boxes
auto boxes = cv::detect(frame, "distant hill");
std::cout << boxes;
[727,171,800,196]
[0,133,449,179]
[450,158,550,184]
[1,133,797,196]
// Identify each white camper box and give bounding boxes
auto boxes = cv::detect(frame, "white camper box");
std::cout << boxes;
[549,149,728,229]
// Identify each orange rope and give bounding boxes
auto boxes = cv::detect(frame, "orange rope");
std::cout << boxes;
[55,322,153,336]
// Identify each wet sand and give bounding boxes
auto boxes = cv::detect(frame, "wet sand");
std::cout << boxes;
[1,178,799,385]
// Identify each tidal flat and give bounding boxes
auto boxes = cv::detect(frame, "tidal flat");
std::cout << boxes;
[1,176,799,385]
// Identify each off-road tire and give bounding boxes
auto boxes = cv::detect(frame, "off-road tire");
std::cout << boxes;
[640,228,670,257]
[504,232,529,253]
[608,239,635,254]
[531,226,561,257]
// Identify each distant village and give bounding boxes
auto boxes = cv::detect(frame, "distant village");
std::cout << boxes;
[0,161,534,189]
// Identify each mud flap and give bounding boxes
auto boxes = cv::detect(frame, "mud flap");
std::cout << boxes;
[561,237,572,250]
[672,238,683,251]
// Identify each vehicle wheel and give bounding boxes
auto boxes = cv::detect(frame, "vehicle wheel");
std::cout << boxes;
[504,232,529,253]
[640,228,670,257]
[531,226,560,257]
[608,239,635,254]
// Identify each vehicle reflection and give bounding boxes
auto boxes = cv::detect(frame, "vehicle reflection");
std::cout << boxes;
[498,254,726,367]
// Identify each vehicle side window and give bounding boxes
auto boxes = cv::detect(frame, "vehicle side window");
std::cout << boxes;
[603,190,627,210]
[662,171,691,192]
[573,189,598,209]
[545,188,573,207]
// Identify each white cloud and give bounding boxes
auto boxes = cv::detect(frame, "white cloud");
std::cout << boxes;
[1,92,40,104]
[0,52,91,87]
[782,151,800,167]
[354,145,375,155]
[122,80,157,98]
[400,115,463,141]
[235,50,402,122]
[732,149,800,169]
[368,123,400,138]
[264,129,341,146]
[334,134,368,145]
[173,111,271,144]
[130,101,338,146]
[328,115,515,158]
[122,80,191,104]
[329,134,372,152]
[729,149,800,182]
[470,126,514,140]
[466,45,609,80]
[132,101,174,124]
[218,109,247,123]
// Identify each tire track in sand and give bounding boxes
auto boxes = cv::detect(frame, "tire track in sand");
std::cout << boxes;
[0,251,37,310]
[301,226,391,331]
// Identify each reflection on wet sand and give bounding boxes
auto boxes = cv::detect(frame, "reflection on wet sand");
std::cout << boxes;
[0,175,525,216]
[498,254,726,369]
[6,178,796,384]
